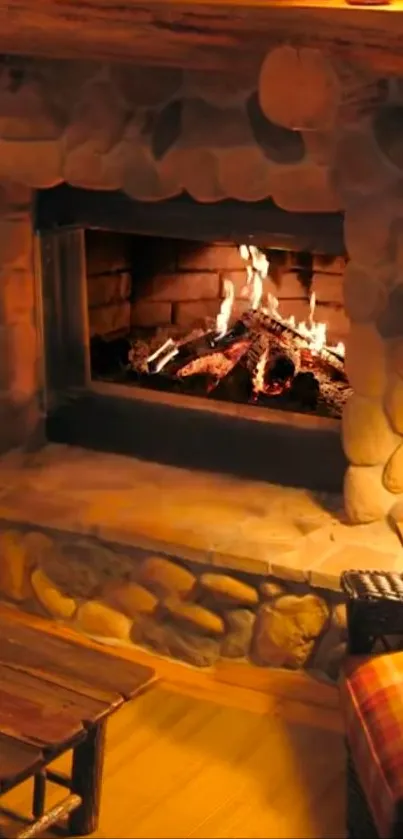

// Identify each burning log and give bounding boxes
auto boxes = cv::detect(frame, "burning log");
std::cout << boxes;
[289,372,320,410]
[243,307,346,379]
[176,338,251,392]
[268,353,296,385]
[146,338,179,373]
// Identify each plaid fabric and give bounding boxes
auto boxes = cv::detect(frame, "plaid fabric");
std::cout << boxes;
[341,652,403,839]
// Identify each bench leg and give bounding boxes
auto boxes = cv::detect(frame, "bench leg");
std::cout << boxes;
[68,720,107,836]
[33,770,46,818]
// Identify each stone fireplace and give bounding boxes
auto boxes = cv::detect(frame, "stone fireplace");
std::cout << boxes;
[1,16,403,684]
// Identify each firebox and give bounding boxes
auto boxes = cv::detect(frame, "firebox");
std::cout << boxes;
[88,234,349,417]
[35,185,348,492]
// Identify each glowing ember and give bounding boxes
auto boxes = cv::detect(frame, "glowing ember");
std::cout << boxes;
[216,278,235,338]
[177,339,250,383]
[178,352,234,380]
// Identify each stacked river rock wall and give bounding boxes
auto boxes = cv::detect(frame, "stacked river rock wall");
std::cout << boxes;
[0,525,346,681]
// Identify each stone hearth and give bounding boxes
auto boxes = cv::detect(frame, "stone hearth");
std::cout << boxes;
[0,443,401,681]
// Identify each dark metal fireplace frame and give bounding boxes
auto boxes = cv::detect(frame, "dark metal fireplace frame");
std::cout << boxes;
[35,184,347,491]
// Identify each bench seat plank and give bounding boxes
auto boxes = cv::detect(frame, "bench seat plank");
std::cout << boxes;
[0,684,85,750]
[0,734,43,792]
[0,616,155,701]
[0,665,117,726]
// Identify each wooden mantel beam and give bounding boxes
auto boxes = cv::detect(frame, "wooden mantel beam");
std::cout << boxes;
[1,0,403,75]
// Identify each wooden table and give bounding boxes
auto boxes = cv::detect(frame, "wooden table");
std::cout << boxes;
[0,613,156,837]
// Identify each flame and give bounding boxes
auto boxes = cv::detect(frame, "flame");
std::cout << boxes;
[333,341,345,356]
[266,289,344,358]
[297,292,328,354]
[216,278,235,338]
[239,244,268,311]
[252,347,268,397]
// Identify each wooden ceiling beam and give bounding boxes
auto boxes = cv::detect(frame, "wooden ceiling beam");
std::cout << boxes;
[0,1,403,75]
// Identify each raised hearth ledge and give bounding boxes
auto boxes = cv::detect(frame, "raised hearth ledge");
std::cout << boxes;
[91,381,341,433]
[0,444,400,591]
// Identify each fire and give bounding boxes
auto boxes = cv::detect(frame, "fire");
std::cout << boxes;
[215,278,235,338]
[239,244,268,311]
[266,275,344,358]
[252,346,268,397]
[147,242,345,386]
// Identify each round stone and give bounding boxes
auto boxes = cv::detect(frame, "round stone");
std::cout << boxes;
[302,129,334,166]
[199,573,258,606]
[221,609,256,658]
[0,138,62,188]
[133,617,221,667]
[64,79,127,155]
[377,284,403,339]
[31,567,76,620]
[383,442,403,493]
[0,529,35,602]
[65,142,121,191]
[331,603,347,635]
[162,597,224,636]
[260,580,287,599]
[333,59,388,124]
[333,126,393,197]
[252,594,329,669]
[342,394,397,466]
[258,45,339,130]
[179,148,224,202]
[151,100,182,161]
[344,192,395,270]
[182,65,257,107]
[344,464,394,523]
[139,556,196,599]
[217,146,272,201]
[103,581,158,617]
[110,64,183,108]
[269,163,340,213]
[76,600,132,640]
[388,339,403,378]
[343,261,387,323]
[344,323,386,398]
[385,374,403,433]
[373,105,403,171]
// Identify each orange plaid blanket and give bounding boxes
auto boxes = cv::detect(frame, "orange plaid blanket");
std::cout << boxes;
[341,652,403,839]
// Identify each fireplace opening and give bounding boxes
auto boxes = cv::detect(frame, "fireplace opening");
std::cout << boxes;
[86,230,351,420]
[36,186,348,492]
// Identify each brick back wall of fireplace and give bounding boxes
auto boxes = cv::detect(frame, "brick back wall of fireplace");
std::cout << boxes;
[86,234,349,344]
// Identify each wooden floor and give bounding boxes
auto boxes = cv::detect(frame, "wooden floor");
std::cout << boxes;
[0,683,345,839]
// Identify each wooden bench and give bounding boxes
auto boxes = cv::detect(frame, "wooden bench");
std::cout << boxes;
[0,613,156,838]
